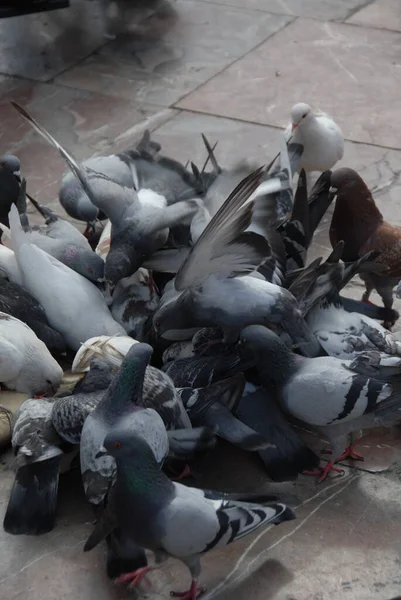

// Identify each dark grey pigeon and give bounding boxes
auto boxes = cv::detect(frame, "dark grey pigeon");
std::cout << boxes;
[84,428,295,597]
[0,273,66,353]
[0,154,21,240]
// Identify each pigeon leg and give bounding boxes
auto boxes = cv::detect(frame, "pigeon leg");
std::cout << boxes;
[303,461,345,483]
[321,446,363,462]
[170,580,206,600]
[115,565,153,589]
[167,464,192,481]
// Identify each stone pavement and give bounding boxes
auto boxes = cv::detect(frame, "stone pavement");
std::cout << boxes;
[0,1,401,599]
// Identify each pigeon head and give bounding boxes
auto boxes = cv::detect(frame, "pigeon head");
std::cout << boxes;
[240,325,296,387]
[26,356,63,397]
[105,248,136,286]
[63,246,105,283]
[290,103,313,131]
[330,168,368,196]
[153,293,194,339]
[59,179,99,223]
[0,154,21,176]
[99,428,156,462]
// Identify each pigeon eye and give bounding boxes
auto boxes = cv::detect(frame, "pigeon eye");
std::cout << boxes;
[344,180,349,185]
[114,441,121,449]
[302,113,307,118]
[46,379,52,384]
[88,268,93,274]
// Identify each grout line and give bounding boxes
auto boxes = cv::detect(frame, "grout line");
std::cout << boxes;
[343,0,377,21]
[172,15,297,107]
[173,106,401,153]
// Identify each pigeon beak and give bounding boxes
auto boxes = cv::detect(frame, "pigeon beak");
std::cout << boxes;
[291,123,297,132]
[14,170,21,181]
[95,446,108,459]
[329,186,338,195]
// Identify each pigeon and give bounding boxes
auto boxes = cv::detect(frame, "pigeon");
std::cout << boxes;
[162,347,253,388]
[3,398,68,535]
[0,273,66,352]
[83,428,295,598]
[11,102,202,285]
[153,168,321,357]
[110,268,160,341]
[236,383,319,480]
[240,325,401,481]
[18,193,105,283]
[4,204,125,351]
[177,374,246,422]
[0,154,21,240]
[0,244,23,285]
[285,103,344,173]
[52,358,114,445]
[0,312,62,395]
[307,292,401,360]
[80,343,169,506]
[330,167,401,328]
[162,340,194,364]
[58,129,204,228]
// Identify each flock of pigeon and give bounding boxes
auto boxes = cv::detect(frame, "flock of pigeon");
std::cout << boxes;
[1,100,401,599]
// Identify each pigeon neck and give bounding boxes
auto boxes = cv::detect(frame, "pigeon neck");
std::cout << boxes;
[257,342,297,388]
[116,454,174,504]
[102,359,146,416]
[330,190,383,261]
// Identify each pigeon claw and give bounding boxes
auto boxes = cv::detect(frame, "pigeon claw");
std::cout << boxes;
[170,581,206,600]
[337,445,364,462]
[303,461,345,483]
[114,566,153,589]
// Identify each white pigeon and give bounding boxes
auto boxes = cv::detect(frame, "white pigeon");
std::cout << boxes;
[285,103,344,173]
[0,312,62,395]
[5,204,126,351]
[0,245,23,286]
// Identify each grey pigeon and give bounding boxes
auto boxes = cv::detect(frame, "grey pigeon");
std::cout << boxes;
[240,325,401,482]
[20,191,104,283]
[3,398,74,535]
[58,130,205,227]
[0,272,66,353]
[11,103,201,285]
[83,428,295,598]
[79,343,169,506]
[52,358,114,445]
[153,167,321,357]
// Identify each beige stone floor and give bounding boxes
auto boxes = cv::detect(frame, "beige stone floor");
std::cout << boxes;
[0,1,401,599]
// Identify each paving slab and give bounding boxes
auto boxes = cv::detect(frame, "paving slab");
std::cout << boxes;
[55,1,292,106]
[176,17,401,148]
